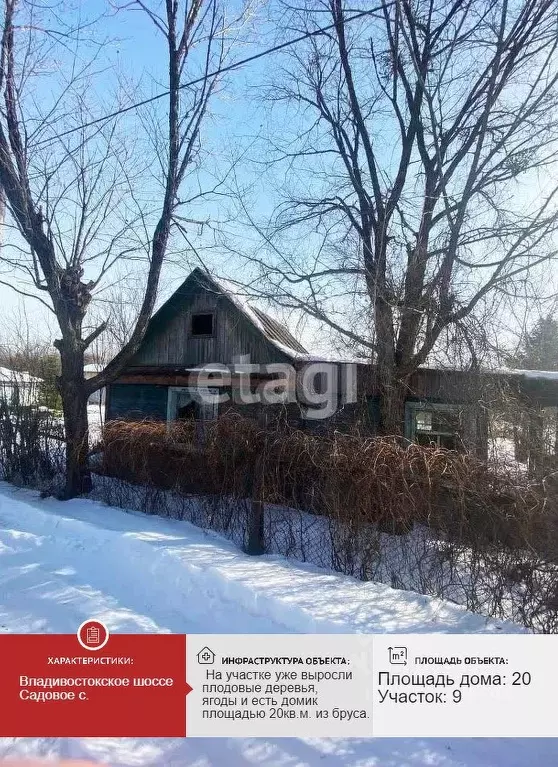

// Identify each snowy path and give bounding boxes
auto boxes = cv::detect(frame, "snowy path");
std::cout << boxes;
[0,483,556,766]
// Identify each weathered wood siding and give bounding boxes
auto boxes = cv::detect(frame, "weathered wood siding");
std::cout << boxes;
[107,383,168,421]
[131,278,291,368]
[355,365,492,403]
[106,267,494,460]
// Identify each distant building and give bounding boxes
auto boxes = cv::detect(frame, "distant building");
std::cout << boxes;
[0,367,43,407]
[84,364,105,406]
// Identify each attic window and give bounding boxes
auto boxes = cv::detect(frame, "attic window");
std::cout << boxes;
[191,312,214,337]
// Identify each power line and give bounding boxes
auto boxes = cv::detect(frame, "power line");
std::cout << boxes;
[32,5,388,149]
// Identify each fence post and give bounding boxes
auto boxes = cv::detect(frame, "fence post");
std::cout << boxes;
[245,452,265,555]
[246,499,265,555]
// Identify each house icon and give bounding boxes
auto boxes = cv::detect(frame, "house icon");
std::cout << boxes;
[197,646,216,664]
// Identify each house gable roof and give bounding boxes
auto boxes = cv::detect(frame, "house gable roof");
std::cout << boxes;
[145,267,308,359]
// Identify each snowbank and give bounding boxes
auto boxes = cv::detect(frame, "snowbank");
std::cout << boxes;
[2,484,554,767]
[0,483,521,636]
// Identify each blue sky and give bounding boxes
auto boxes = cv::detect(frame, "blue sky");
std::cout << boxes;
[1,1,557,361]
[0,0,287,345]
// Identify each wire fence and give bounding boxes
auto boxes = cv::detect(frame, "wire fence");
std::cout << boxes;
[94,415,558,633]
[0,384,65,490]
[1,391,557,633]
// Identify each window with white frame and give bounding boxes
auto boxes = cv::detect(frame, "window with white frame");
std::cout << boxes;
[167,387,219,424]
[406,402,462,450]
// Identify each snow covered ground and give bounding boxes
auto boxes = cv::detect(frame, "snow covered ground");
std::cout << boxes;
[0,483,556,766]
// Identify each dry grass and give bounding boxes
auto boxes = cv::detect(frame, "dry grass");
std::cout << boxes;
[3,399,557,631]
[101,415,557,554]
[95,415,558,632]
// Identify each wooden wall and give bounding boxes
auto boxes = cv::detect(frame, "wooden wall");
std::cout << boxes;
[355,365,492,403]
[106,383,168,421]
[107,268,495,457]
[130,279,292,368]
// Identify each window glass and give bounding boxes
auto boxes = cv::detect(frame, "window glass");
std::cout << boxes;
[431,409,460,433]
[412,405,461,450]
[415,411,433,432]
[168,387,219,423]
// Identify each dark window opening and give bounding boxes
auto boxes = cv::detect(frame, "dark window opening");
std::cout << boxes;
[169,388,219,424]
[191,312,214,337]
[413,407,462,450]
[177,400,198,420]
[416,432,459,450]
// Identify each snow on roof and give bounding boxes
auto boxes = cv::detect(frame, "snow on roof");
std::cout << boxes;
[211,275,268,334]
[210,274,309,357]
[496,368,558,381]
[0,366,42,384]
[84,363,104,374]
[267,341,369,364]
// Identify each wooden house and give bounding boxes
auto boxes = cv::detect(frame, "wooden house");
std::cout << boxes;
[105,268,558,459]
[105,268,308,426]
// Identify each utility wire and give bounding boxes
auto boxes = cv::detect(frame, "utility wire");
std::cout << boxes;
[32,5,389,149]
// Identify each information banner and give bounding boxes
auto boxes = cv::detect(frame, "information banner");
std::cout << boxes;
[187,634,558,738]
[0,621,190,737]
[0,625,556,738]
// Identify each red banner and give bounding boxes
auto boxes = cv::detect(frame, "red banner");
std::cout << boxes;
[0,621,192,737]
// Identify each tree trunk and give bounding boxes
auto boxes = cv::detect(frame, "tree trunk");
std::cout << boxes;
[377,368,413,535]
[378,368,409,437]
[57,345,91,499]
[372,284,408,437]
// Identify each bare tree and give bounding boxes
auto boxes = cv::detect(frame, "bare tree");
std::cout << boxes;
[0,0,243,496]
[0,303,56,374]
[241,0,558,434]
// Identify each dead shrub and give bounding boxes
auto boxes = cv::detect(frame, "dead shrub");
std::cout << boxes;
[97,414,558,632]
